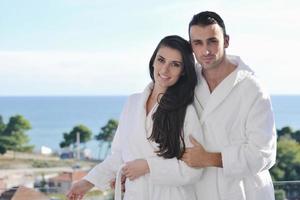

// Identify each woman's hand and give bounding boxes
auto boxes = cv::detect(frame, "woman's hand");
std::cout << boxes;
[66,179,94,200]
[122,159,150,181]
[109,175,126,192]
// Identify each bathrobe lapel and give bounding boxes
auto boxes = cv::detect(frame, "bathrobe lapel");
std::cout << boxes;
[195,56,254,125]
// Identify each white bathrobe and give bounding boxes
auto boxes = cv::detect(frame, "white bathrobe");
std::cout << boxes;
[84,83,203,200]
[192,55,277,200]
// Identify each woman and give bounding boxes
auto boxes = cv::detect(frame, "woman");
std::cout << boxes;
[67,35,203,200]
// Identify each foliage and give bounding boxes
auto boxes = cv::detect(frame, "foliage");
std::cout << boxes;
[270,126,300,181]
[275,189,286,200]
[277,126,300,143]
[32,160,51,168]
[2,115,31,135]
[0,116,5,133]
[59,124,92,148]
[0,144,6,154]
[0,114,33,154]
[95,119,118,159]
[47,193,67,200]
[95,119,118,142]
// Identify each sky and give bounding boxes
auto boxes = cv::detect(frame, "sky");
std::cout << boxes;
[0,0,299,96]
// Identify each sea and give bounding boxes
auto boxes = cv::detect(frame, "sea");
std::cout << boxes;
[0,95,299,159]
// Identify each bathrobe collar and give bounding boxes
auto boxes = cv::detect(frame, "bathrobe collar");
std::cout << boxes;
[195,55,254,124]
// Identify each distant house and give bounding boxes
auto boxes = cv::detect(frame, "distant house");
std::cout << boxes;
[0,186,49,200]
[40,146,53,155]
[60,148,92,160]
[48,171,87,194]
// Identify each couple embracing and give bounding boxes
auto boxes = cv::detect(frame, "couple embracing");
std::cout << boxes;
[67,11,276,200]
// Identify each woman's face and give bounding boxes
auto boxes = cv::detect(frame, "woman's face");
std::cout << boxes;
[153,46,183,92]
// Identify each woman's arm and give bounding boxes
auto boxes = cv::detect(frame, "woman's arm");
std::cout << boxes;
[122,105,203,186]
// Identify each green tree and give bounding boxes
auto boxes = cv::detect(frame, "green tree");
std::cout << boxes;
[277,126,300,143]
[270,137,300,181]
[95,119,118,159]
[60,125,92,148]
[95,119,118,142]
[0,115,6,133]
[0,136,16,154]
[0,115,33,153]
[293,130,300,143]
[277,126,293,138]
[60,132,72,148]
[275,189,286,200]
[0,144,6,154]
[2,115,31,135]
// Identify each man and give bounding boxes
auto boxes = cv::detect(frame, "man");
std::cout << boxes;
[181,11,277,200]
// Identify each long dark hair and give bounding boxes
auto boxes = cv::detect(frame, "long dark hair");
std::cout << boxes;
[148,35,197,159]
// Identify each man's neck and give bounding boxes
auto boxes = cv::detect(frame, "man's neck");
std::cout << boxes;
[202,57,237,93]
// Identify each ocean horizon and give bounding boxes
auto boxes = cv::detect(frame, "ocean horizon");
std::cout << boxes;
[1,95,300,159]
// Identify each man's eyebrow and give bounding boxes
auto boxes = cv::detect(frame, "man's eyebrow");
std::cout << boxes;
[191,39,202,42]
[207,37,218,40]
[157,54,165,58]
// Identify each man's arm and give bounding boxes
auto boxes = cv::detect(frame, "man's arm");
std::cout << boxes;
[221,92,276,177]
[183,90,276,178]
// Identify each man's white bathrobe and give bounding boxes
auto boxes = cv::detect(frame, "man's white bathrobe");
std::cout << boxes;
[84,83,203,200]
[192,55,277,200]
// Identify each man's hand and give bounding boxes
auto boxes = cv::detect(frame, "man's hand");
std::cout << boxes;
[66,179,94,200]
[122,159,150,181]
[182,135,223,168]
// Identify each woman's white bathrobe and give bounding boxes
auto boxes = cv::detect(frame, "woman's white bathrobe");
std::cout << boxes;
[84,83,203,200]
[192,55,277,200]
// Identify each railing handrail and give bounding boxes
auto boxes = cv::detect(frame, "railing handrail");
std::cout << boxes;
[273,180,300,184]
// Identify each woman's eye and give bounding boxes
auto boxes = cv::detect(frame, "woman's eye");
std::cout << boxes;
[171,62,181,67]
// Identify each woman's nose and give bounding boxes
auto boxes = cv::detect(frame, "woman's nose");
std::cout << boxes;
[161,63,170,72]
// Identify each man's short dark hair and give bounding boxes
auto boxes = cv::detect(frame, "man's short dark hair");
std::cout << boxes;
[189,11,227,38]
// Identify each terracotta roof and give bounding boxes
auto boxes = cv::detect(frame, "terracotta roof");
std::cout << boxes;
[11,186,49,200]
[72,171,87,182]
[49,171,87,183]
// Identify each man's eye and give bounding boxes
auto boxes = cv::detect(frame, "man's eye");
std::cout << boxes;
[209,40,218,44]
[157,58,164,62]
[193,41,202,46]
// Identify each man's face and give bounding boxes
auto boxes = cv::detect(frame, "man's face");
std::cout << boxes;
[190,24,229,70]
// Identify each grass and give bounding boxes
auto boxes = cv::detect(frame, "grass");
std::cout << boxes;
[0,158,98,169]
[47,190,109,200]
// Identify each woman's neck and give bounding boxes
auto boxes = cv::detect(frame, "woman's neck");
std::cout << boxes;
[146,84,165,115]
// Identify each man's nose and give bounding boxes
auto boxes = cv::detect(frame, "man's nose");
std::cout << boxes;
[202,44,210,55]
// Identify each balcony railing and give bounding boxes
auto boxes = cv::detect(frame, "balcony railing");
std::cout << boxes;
[0,186,113,200]
[1,181,300,200]
[274,181,300,200]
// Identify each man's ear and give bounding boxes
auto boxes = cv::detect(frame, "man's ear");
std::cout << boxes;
[224,35,229,48]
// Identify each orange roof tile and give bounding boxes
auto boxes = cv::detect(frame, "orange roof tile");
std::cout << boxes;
[12,186,49,200]
[49,171,87,183]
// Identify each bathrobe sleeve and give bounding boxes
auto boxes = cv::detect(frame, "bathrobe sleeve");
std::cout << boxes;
[146,105,203,186]
[83,98,130,191]
[221,81,277,178]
